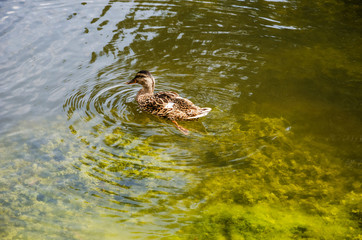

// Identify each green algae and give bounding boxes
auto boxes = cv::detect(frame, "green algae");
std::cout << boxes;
[168,114,361,239]
[0,117,194,239]
[0,113,360,239]
[175,202,360,240]
[0,121,92,239]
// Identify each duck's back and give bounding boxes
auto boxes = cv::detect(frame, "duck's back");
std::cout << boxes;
[154,91,179,100]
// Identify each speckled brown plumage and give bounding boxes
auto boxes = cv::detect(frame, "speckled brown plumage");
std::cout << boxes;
[126,70,211,134]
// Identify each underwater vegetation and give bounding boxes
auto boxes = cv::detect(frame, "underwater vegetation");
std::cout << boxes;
[0,113,360,239]
[0,116,195,239]
[2,102,360,238]
[0,120,89,239]
[168,114,361,240]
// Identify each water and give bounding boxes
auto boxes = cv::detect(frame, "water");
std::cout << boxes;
[0,0,361,239]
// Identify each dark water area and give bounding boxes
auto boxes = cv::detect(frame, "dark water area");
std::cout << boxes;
[0,0,361,239]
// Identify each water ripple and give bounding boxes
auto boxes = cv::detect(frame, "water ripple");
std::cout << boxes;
[62,72,198,227]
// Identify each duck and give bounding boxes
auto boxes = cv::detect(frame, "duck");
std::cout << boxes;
[126,70,211,134]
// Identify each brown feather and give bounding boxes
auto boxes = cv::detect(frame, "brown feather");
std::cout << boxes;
[128,71,211,122]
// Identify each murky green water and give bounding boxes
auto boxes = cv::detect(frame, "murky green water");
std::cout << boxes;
[0,0,361,239]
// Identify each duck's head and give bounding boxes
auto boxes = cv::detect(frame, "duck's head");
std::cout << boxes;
[126,70,155,90]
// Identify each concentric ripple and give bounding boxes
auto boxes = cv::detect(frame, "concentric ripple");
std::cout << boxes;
[62,76,197,232]
[64,80,137,123]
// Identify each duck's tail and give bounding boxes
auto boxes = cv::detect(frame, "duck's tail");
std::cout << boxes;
[189,107,212,119]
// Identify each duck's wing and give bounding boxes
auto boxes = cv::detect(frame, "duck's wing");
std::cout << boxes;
[154,91,179,100]
[142,91,211,120]
[138,92,176,117]
[174,97,212,119]
[173,97,198,110]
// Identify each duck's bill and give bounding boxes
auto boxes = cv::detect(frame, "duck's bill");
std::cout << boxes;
[125,78,136,84]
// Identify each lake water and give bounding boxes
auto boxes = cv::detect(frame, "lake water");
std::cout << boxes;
[0,0,361,239]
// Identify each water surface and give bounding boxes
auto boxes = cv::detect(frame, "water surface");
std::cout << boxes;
[0,0,361,239]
